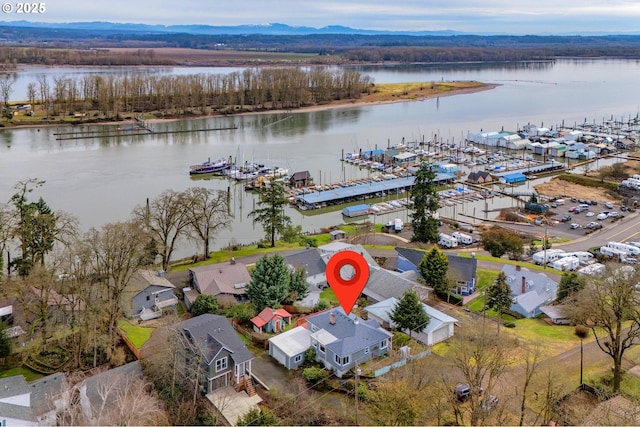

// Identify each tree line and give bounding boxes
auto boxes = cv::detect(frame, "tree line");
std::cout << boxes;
[5,67,371,119]
[0,179,231,370]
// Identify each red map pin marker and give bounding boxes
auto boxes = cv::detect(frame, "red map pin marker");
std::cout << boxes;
[326,250,370,315]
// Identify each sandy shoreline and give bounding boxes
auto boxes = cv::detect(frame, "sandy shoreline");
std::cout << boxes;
[6,83,497,129]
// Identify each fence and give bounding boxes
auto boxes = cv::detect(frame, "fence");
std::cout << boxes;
[372,349,431,378]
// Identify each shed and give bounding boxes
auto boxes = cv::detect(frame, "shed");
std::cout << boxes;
[268,326,312,369]
[500,173,526,184]
[393,151,417,164]
[330,229,347,240]
[342,204,370,217]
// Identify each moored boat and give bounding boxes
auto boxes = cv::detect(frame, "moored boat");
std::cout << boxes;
[189,157,231,175]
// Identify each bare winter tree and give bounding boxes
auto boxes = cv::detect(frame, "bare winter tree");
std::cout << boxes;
[0,75,13,109]
[183,187,232,260]
[133,190,192,271]
[82,221,147,360]
[573,263,640,393]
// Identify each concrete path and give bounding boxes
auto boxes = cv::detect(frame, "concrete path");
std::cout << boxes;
[206,387,262,426]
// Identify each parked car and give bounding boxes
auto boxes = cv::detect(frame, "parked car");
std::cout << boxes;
[591,200,598,206]
[482,395,500,412]
[605,202,614,209]
[560,214,572,222]
[534,217,543,226]
[597,213,608,220]
[455,384,483,402]
[571,223,582,229]
[609,212,619,218]
[621,206,627,211]
[568,206,577,212]
[586,212,595,217]
[587,222,602,229]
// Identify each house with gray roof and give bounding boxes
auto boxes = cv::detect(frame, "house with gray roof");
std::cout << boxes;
[0,372,69,426]
[283,248,327,290]
[0,375,34,426]
[79,361,144,424]
[303,307,393,378]
[502,264,558,318]
[364,297,458,345]
[395,247,477,295]
[125,269,179,320]
[318,242,377,266]
[187,260,251,309]
[176,314,255,395]
[363,264,432,303]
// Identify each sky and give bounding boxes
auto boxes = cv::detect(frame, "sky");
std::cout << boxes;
[3,0,640,35]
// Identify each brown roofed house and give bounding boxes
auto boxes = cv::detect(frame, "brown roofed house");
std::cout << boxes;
[187,260,251,309]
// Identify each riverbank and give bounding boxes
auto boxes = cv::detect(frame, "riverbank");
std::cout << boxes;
[1,81,496,130]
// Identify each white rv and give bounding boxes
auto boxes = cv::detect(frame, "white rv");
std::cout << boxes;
[600,246,630,260]
[451,231,473,245]
[439,233,459,248]
[561,251,594,265]
[532,249,566,265]
[578,263,606,276]
[552,256,580,271]
[394,218,404,232]
[606,241,640,256]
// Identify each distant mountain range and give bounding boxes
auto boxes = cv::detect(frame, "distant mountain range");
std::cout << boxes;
[0,20,466,36]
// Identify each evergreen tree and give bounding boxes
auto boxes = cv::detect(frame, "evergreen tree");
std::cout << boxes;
[410,162,441,243]
[246,253,291,312]
[418,247,449,296]
[486,271,513,333]
[557,271,585,302]
[236,407,280,426]
[286,266,310,304]
[190,294,219,317]
[249,179,291,247]
[390,290,429,338]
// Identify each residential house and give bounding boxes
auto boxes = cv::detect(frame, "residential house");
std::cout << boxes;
[304,308,393,378]
[251,307,292,333]
[289,171,313,188]
[268,326,312,369]
[176,314,255,394]
[363,265,432,303]
[318,242,377,266]
[502,264,558,318]
[125,269,179,320]
[364,297,458,345]
[466,170,493,184]
[186,260,251,309]
[395,247,477,295]
[283,248,327,290]
[0,373,69,426]
[79,361,147,424]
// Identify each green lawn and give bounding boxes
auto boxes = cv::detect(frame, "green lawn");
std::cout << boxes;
[320,287,338,304]
[117,319,155,349]
[0,366,43,382]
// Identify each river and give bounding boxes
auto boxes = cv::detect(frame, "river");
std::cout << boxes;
[1,59,639,258]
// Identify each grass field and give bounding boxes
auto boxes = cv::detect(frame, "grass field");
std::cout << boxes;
[117,319,155,349]
[0,366,43,382]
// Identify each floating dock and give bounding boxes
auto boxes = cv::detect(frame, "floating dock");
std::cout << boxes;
[293,173,455,210]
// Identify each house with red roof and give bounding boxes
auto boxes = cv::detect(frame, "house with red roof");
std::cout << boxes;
[250,307,292,333]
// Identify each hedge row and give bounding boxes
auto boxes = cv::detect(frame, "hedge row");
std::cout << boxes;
[556,174,618,191]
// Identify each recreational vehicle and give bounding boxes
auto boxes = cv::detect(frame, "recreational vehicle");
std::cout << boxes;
[451,231,473,245]
[439,233,459,249]
[560,251,594,265]
[606,241,640,256]
[599,246,630,260]
[532,249,566,265]
[552,256,580,272]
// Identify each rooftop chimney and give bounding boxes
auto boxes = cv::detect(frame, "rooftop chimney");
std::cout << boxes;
[329,312,336,325]
[521,276,526,294]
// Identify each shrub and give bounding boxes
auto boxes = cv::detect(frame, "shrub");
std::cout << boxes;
[302,366,330,384]
[315,299,330,311]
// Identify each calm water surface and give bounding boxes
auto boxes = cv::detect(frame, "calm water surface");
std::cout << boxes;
[1,59,639,257]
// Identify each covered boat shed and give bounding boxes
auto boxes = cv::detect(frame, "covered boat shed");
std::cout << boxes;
[499,172,527,184]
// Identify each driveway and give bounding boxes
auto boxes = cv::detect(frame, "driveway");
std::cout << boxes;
[251,352,292,392]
